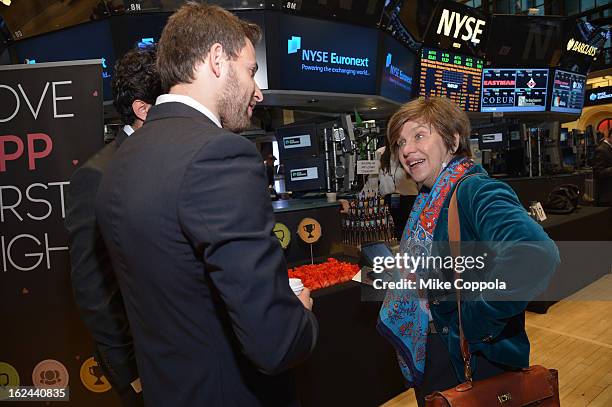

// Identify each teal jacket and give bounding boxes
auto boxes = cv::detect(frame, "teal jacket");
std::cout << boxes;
[429,165,560,381]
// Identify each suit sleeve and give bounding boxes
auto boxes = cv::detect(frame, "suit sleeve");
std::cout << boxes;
[592,146,612,178]
[177,133,318,375]
[65,160,139,390]
[457,176,560,344]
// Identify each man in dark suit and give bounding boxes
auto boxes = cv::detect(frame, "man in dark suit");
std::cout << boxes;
[593,129,612,206]
[95,4,318,406]
[65,47,162,405]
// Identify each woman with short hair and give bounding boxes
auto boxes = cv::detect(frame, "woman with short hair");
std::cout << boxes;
[377,97,559,406]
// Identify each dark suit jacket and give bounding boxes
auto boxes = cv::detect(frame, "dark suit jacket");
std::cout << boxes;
[65,130,142,400]
[95,102,318,407]
[593,141,612,205]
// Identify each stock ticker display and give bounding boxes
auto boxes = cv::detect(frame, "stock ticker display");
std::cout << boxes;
[481,68,549,112]
[419,47,483,112]
[550,69,586,114]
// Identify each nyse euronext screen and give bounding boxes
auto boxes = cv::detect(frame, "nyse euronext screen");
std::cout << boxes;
[279,14,378,95]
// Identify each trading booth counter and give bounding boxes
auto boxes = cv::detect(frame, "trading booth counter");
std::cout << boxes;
[273,198,343,266]
[271,199,406,406]
[496,172,588,208]
[540,206,612,241]
[295,281,406,407]
[272,198,341,213]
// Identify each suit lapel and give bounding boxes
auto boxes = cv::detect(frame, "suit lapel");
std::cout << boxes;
[115,129,129,147]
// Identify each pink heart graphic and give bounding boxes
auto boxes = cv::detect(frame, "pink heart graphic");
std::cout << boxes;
[72,160,79,166]
[93,90,98,97]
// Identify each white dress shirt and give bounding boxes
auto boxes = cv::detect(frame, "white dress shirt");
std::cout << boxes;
[155,94,222,128]
[123,124,134,136]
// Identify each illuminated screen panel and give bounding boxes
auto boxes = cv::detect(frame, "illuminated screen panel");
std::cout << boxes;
[550,69,586,114]
[13,20,116,101]
[419,47,483,112]
[481,68,548,112]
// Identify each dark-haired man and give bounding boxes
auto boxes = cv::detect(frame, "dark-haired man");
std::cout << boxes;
[95,4,317,407]
[65,47,162,406]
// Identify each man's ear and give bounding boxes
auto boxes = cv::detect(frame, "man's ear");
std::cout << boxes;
[132,100,152,122]
[209,43,225,78]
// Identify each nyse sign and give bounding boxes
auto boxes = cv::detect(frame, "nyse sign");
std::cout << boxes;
[436,8,486,45]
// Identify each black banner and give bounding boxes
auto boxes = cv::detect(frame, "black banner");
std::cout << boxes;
[0,61,116,405]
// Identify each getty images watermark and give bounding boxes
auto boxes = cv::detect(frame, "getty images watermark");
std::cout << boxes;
[370,252,510,292]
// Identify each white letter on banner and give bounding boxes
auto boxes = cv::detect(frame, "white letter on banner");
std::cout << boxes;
[52,81,74,118]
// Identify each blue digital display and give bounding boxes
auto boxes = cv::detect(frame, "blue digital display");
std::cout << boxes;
[278,14,378,94]
[13,20,116,101]
[480,68,548,112]
[379,34,416,103]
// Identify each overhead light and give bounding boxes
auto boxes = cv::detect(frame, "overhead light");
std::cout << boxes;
[1,0,11,5]
[370,107,378,110]
[307,98,319,103]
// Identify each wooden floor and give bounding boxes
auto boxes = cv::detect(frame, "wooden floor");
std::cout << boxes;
[381,274,612,407]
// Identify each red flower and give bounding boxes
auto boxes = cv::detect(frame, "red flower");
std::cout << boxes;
[288,258,360,291]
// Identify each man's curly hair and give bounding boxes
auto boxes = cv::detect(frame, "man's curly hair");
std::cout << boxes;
[112,47,162,125]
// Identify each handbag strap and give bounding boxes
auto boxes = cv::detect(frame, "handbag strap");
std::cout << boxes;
[448,173,479,383]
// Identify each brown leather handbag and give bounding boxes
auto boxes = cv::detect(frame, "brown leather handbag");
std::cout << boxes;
[425,176,560,407]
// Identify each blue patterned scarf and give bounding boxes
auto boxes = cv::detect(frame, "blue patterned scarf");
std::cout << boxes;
[377,157,473,387]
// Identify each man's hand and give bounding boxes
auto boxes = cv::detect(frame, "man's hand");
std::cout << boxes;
[297,287,313,311]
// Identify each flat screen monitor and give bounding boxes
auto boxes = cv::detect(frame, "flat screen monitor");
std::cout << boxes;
[485,15,564,68]
[480,68,548,112]
[110,13,170,59]
[379,34,416,103]
[478,131,506,151]
[418,47,483,112]
[550,69,586,114]
[585,86,612,107]
[277,14,378,94]
[276,123,319,160]
[13,20,116,101]
[283,157,326,192]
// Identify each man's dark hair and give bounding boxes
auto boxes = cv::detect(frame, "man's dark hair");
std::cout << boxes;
[112,47,162,125]
[157,2,262,92]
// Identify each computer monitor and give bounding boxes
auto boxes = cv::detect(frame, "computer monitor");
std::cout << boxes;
[276,123,319,160]
[478,131,507,151]
[13,20,116,101]
[481,68,548,112]
[418,47,483,112]
[550,69,586,114]
[283,157,326,192]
